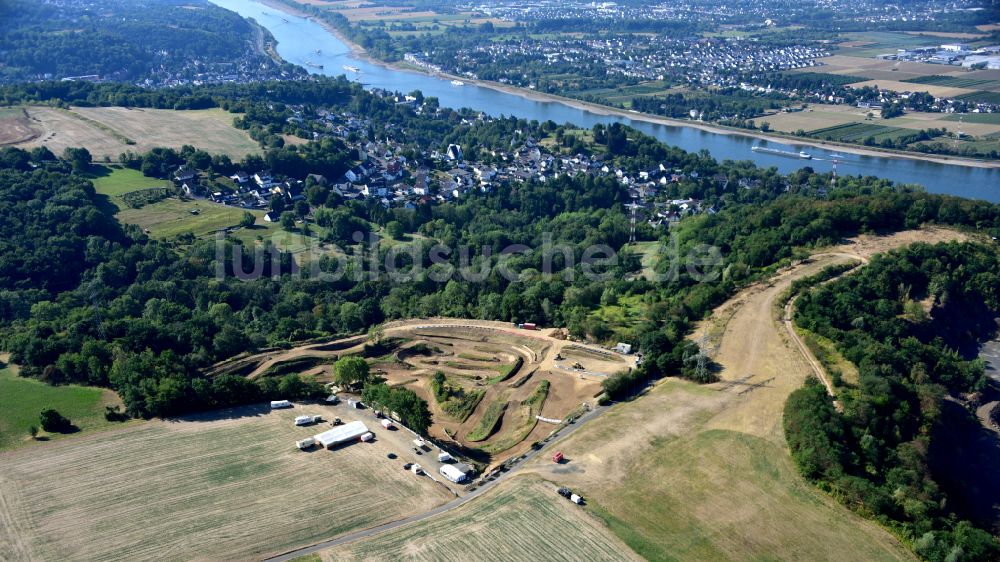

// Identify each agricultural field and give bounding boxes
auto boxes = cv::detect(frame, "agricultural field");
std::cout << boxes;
[835,31,947,58]
[957,91,1000,105]
[807,122,915,143]
[315,475,641,561]
[0,107,40,145]
[763,103,1000,140]
[0,362,128,451]
[0,405,451,562]
[849,79,973,99]
[799,55,968,82]
[14,106,259,159]
[903,74,1000,91]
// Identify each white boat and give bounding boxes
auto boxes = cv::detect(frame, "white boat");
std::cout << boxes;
[799,151,812,159]
[343,65,360,73]
[451,80,464,86]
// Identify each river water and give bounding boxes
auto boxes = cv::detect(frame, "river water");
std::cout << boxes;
[212,0,999,202]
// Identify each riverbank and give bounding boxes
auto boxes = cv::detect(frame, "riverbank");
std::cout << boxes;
[259,0,998,170]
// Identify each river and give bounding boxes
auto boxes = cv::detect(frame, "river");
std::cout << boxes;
[212,0,999,202]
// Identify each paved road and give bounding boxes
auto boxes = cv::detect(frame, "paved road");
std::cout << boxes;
[263,404,607,561]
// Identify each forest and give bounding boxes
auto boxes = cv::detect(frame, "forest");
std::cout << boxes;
[787,243,1000,561]
[0,0,291,84]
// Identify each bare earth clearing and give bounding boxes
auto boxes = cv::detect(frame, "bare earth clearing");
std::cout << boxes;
[8,106,259,159]
[521,228,966,560]
[0,405,450,562]
[214,320,633,465]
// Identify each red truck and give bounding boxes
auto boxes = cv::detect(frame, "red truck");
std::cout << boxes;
[552,451,564,463]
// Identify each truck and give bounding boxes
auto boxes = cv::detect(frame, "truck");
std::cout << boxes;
[411,464,423,475]
[522,322,537,330]
[570,494,584,505]
[552,451,564,463]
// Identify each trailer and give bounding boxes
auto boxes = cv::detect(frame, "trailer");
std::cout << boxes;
[438,452,454,463]
[360,432,374,442]
[522,322,537,330]
[296,437,315,450]
[295,415,322,426]
[380,419,394,430]
[270,400,292,409]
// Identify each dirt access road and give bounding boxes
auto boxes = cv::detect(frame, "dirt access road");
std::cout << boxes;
[217,318,636,380]
[519,228,966,560]
[699,227,965,439]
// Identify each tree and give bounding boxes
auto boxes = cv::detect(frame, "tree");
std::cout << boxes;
[280,211,296,231]
[39,408,73,433]
[62,147,92,173]
[333,356,371,389]
[269,194,286,214]
[386,220,404,240]
[29,425,38,440]
[239,211,256,228]
[294,200,310,218]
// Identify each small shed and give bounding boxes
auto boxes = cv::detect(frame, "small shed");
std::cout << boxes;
[270,400,292,409]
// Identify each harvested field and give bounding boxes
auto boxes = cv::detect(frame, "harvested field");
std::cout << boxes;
[804,55,968,82]
[849,79,974,99]
[0,405,450,562]
[16,106,259,159]
[0,107,40,145]
[762,103,1000,137]
[318,475,641,562]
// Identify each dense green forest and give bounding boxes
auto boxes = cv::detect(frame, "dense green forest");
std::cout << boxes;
[786,243,1000,561]
[0,0,294,84]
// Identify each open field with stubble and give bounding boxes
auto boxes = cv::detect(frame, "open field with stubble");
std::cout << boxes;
[0,405,451,562]
[314,475,641,562]
[11,106,259,159]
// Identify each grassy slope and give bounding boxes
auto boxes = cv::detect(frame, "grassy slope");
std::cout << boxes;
[88,166,168,197]
[0,365,126,451]
[527,378,914,561]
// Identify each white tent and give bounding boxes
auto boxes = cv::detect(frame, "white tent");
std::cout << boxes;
[439,464,468,483]
[313,421,368,448]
